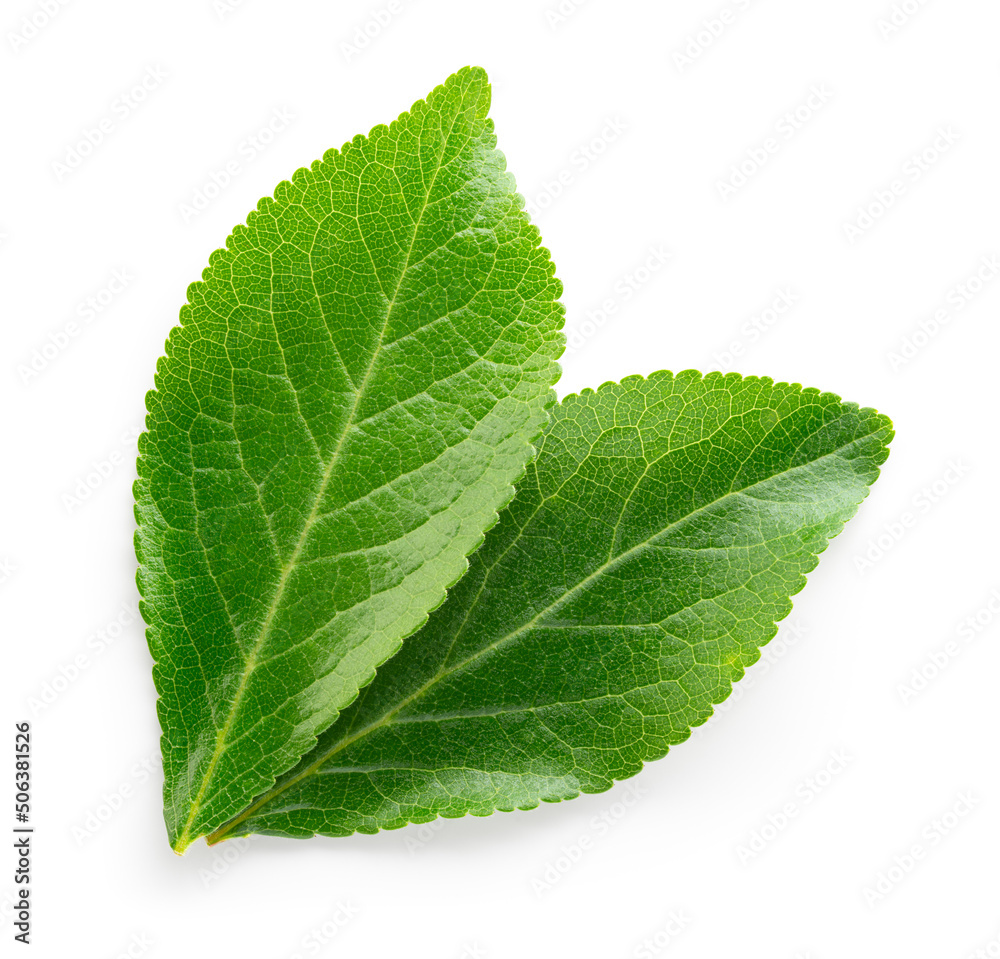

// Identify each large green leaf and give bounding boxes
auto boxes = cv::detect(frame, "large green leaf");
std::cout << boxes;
[134,67,564,852]
[206,371,891,842]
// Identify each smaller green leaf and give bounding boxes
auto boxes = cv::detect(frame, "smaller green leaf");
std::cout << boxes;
[207,370,892,843]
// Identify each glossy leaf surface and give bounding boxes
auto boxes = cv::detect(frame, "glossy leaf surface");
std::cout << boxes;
[208,371,891,842]
[135,67,564,852]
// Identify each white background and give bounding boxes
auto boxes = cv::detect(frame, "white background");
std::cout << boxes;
[2,0,998,956]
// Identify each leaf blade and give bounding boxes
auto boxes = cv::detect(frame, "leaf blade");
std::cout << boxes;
[209,370,892,842]
[134,67,565,851]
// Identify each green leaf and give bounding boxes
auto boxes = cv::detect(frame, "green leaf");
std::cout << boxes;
[134,67,565,852]
[206,371,891,842]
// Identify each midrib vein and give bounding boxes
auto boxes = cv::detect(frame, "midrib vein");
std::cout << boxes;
[208,425,874,841]
[177,105,464,849]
